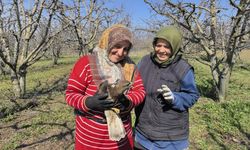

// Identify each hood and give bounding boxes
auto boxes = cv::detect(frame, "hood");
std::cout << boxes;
[152,26,183,66]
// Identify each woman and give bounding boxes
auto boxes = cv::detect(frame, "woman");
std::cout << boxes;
[134,26,200,150]
[65,24,145,150]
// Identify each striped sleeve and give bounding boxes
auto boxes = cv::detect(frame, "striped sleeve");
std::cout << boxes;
[125,71,145,107]
[65,56,93,112]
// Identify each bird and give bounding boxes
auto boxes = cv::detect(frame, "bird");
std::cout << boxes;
[98,80,130,141]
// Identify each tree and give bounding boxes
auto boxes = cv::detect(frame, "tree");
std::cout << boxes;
[58,0,130,56]
[144,0,250,101]
[49,33,63,65]
[0,0,64,98]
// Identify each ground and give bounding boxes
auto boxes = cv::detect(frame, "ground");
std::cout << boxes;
[0,94,75,150]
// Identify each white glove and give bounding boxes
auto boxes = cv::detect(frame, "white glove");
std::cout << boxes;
[157,85,174,104]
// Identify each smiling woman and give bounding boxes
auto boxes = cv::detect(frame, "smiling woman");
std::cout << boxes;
[65,24,145,150]
[105,27,133,63]
[154,38,172,61]
[134,26,200,150]
[108,41,132,63]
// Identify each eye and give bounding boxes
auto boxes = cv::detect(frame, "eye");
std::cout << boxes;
[113,44,130,52]
[123,47,130,52]
[164,45,171,49]
[113,44,123,49]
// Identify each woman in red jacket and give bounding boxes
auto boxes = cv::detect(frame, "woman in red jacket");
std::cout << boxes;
[65,24,145,150]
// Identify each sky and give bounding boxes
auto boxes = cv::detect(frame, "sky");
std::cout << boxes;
[21,0,151,26]
[22,0,234,27]
[107,0,234,27]
[108,0,153,27]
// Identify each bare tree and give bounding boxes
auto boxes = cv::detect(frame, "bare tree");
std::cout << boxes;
[49,32,63,65]
[58,0,97,56]
[58,0,131,56]
[0,0,64,98]
[144,0,250,101]
[45,19,68,65]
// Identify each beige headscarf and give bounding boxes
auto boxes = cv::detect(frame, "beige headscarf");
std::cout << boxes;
[90,24,136,86]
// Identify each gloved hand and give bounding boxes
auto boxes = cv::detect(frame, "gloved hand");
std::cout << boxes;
[157,85,174,104]
[85,93,114,111]
[114,94,131,111]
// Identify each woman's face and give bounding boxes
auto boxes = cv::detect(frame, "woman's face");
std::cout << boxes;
[108,41,131,63]
[154,38,172,62]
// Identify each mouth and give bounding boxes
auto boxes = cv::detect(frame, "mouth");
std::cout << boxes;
[157,53,167,58]
[156,53,169,61]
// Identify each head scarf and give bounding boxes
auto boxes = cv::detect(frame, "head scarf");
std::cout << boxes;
[89,24,136,86]
[151,26,183,67]
[98,24,132,52]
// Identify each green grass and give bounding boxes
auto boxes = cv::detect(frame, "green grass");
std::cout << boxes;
[188,57,250,149]
[0,56,77,93]
[1,95,75,150]
[0,56,78,119]
[0,53,250,149]
[189,99,250,149]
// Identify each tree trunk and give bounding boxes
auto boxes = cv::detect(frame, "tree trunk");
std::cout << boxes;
[218,71,230,102]
[78,47,83,56]
[52,56,58,65]
[19,72,26,98]
[210,55,220,100]
[52,49,58,65]
[0,67,3,75]
[0,61,5,75]
[10,70,22,98]
[19,66,27,98]
[210,55,232,102]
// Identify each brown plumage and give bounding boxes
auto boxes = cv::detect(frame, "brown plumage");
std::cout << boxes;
[98,80,130,141]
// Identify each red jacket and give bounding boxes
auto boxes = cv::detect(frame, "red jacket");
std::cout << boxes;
[66,55,145,150]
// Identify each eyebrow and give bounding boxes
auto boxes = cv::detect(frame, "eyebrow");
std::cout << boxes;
[156,44,170,47]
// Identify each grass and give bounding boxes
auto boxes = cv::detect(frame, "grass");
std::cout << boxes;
[187,50,250,149]
[189,99,250,149]
[0,52,250,149]
[1,94,75,150]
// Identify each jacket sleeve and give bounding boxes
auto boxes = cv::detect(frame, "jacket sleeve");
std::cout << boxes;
[171,69,200,111]
[125,70,146,111]
[65,56,93,112]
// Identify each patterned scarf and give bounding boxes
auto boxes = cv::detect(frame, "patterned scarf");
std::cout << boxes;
[89,47,124,86]
[88,24,136,87]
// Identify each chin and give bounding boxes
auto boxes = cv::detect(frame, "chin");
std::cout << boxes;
[110,57,123,63]
[159,55,169,60]
[110,59,119,63]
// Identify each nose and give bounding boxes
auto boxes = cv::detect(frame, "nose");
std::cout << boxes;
[158,47,166,53]
[117,48,125,56]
